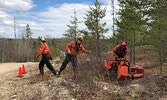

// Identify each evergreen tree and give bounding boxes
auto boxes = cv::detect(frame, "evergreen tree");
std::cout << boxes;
[115,0,146,64]
[64,9,80,40]
[145,0,167,74]
[25,24,33,39]
[84,0,108,57]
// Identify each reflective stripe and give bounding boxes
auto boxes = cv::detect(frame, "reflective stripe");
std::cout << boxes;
[43,50,49,54]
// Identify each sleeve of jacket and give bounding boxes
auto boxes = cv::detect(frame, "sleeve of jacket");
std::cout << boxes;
[36,44,45,57]
[112,49,117,57]
[48,48,52,57]
[124,48,128,58]
[80,45,89,53]
[112,46,118,57]
[66,41,73,52]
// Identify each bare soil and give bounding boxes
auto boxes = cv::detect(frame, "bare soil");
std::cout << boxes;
[0,62,37,75]
[0,56,166,100]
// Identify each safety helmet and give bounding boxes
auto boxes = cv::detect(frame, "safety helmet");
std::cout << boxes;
[121,42,127,46]
[77,36,83,41]
[41,38,46,42]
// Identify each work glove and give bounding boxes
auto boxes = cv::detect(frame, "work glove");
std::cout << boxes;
[88,51,92,53]
[67,50,71,54]
[50,57,52,60]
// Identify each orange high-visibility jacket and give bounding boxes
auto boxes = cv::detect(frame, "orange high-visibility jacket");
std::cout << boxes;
[66,41,89,56]
[112,44,128,58]
[36,43,52,57]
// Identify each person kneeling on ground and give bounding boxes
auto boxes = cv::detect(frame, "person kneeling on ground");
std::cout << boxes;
[36,38,57,76]
[112,41,128,59]
[112,42,130,72]
[57,36,91,78]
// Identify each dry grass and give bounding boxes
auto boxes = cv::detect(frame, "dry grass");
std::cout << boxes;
[1,49,167,100]
[21,51,166,100]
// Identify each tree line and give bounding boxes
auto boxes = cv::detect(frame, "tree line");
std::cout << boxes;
[0,38,61,62]
[0,0,167,73]
[0,24,61,62]
[64,0,167,71]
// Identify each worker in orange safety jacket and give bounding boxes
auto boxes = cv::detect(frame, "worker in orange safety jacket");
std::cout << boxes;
[113,42,130,73]
[57,36,91,78]
[113,42,128,59]
[36,38,57,76]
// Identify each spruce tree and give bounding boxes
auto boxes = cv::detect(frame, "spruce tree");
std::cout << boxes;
[64,9,80,40]
[115,0,146,64]
[84,0,108,57]
[146,0,167,74]
[25,24,33,39]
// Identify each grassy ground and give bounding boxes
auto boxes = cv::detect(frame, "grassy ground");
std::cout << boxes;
[0,50,166,100]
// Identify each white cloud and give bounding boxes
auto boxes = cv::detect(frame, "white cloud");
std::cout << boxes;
[0,11,9,18]
[3,20,12,25]
[31,3,90,38]
[39,3,89,20]
[0,1,120,38]
[0,11,37,38]
[0,28,4,32]
[0,11,13,26]
[0,0,35,11]
[31,3,115,38]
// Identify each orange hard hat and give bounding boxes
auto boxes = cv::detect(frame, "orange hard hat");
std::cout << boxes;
[121,42,127,46]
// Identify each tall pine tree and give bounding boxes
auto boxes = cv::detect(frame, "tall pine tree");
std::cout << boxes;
[115,0,146,64]
[25,24,33,39]
[145,0,167,74]
[84,0,108,57]
[64,9,80,40]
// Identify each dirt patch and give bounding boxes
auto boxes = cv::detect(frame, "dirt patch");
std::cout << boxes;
[0,55,167,100]
[0,62,77,100]
[0,62,37,75]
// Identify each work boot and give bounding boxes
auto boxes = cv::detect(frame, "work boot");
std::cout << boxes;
[56,71,61,78]
[52,70,57,76]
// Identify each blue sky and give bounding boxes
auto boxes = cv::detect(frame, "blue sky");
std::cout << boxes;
[0,0,119,38]
[31,0,93,11]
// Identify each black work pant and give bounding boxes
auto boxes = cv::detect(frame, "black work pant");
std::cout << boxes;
[59,53,77,75]
[115,51,124,58]
[39,53,57,75]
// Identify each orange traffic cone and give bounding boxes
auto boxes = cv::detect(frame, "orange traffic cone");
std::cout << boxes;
[18,67,23,77]
[22,64,26,74]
